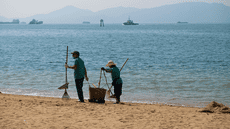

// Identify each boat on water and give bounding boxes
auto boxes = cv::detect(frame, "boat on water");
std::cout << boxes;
[29,19,43,24]
[123,17,139,25]
[177,21,188,24]
[0,19,20,24]
[82,21,90,24]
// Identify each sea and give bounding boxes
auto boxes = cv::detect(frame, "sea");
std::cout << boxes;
[0,23,229,107]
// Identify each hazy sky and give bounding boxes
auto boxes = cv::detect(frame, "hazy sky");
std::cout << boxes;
[0,0,229,18]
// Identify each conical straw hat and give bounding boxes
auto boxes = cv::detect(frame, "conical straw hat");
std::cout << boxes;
[105,60,117,67]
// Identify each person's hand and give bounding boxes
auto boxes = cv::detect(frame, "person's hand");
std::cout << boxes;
[65,64,69,68]
[101,67,105,70]
[85,76,89,81]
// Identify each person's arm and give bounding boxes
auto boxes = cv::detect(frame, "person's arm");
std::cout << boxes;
[105,69,112,73]
[65,59,77,70]
[101,67,112,73]
[84,66,89,81]
[65,64,77,70]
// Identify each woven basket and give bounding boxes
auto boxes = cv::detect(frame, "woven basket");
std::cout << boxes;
[89,87,106,101]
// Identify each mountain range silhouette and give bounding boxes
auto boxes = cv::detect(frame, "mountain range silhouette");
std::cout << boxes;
[1,2,229,24]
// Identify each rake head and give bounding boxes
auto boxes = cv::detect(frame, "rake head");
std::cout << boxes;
[106,89,116,99]
[62,90,70,99]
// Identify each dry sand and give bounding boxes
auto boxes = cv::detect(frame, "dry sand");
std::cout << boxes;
[0,92,230,129]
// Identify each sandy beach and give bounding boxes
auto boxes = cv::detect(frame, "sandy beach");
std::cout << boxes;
[0,92,230,129]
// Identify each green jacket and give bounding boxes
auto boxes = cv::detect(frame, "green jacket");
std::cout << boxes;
[74,57,85,79]
[106,66,123,85]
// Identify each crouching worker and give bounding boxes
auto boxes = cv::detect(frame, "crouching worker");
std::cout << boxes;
[65,51,89,103]
[101,60,122,104]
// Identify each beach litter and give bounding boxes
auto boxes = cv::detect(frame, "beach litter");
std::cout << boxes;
[199,101,230,113]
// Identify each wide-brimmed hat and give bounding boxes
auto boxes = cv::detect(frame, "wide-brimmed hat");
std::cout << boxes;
[105,60,117,67]
[71,51,80,56]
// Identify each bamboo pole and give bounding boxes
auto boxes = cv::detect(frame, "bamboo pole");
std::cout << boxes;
[120,58,129,71]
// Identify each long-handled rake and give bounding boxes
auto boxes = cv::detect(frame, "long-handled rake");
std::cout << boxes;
[58,46,70,99]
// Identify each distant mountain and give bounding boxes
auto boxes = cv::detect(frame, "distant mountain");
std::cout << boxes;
[96,6,140,17]
[1,2,230,24]
[133,2,230,23]
[18,6,94,24]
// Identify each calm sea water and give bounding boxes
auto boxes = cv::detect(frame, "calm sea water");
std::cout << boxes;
[0,23,230,107]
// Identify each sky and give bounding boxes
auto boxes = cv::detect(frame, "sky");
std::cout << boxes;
[0,0,229,18]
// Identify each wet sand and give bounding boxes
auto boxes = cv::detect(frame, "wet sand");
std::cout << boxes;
[0,93,230,129]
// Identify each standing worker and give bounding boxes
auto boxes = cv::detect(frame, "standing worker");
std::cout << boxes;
[65,51,89,103]
[101,60,123,104]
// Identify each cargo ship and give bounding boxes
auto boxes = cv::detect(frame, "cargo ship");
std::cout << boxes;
[177,21,188,24]
[123,17,139,25]
[82,21,90,24]
[29,19,43,24]
[0,19,20,24]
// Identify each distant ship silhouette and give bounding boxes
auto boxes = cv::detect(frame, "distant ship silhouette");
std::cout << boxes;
[82,21,90,24]
[29,19,43,24]
[0,19,19,24]
[123,17,139,25]
[177,21,188,24]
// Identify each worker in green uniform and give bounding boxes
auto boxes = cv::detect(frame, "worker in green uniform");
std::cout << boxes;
[65,51,88,102]
[101,60,123,104]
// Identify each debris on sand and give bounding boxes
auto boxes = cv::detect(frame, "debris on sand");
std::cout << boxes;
[199,101,230,113]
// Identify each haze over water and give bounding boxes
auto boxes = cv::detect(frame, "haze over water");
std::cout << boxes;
[0,23,229,107]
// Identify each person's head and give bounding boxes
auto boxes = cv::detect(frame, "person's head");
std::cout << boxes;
[71,51,80,59]
[105,60,117,68]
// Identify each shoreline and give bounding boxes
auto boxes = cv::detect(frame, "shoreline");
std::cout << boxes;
[1,90,229,108]
[1,92,230,128]
[0,91,210,108]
